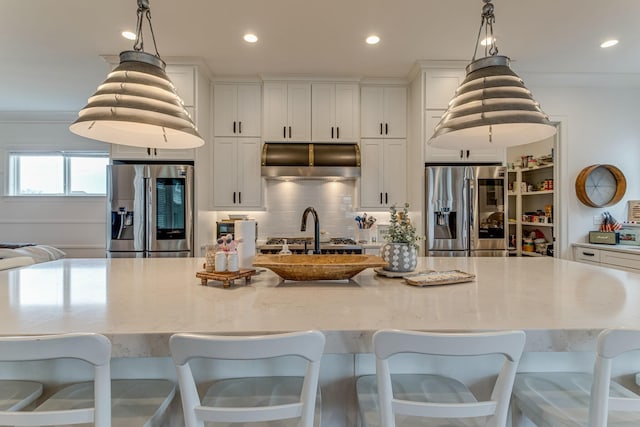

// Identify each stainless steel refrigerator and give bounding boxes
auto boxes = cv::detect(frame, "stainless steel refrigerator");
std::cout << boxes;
[425,165,507,257]
[107,163,194,258]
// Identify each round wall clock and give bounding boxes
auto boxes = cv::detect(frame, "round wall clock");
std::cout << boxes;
[575,164,626,207]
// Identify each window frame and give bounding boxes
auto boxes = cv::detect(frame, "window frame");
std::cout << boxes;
[8,151,109,197]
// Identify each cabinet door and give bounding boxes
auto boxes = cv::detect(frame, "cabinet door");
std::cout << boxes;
[424,110,464,162]
[466,147,505,163]
[263,83,289,140]
[360,139,385,208]
[110,145,194,161]
[383,139,407,206]
[212,138,238,208]
[361,86,385,138]
[383,87,406,138]
[236,138,262,207]
[213,84,238,137]
[236,84,261,137]
[334,83,359,142]
[287,83,311,141]
[311,83,335,141]
[166,65,195,107]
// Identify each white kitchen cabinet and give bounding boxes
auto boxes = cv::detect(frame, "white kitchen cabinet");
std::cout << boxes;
[311,83,359,142]
[424,110,505,163]
[573,244,640,272]
[360,138,407,209]
[361,86,406,138]
[213,83,261,137]
[263,82,311,141]
[110,65,197,161]
[423,69,465,110]
[212,137,262,209]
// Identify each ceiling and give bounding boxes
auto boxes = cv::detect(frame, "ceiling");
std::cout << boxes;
[1,0,639,112]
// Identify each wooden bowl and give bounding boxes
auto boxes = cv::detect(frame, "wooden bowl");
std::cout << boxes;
[252,254,388,281]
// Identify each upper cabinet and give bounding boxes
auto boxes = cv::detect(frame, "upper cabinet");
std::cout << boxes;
[424,110,505,164]
[263,82,311,141]
[311,83,359,142]
[360,138,407,209]
[361,86,407,138]
[213,83,261,137]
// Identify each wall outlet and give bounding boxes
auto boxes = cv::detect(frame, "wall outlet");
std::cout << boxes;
[593,215,604,225]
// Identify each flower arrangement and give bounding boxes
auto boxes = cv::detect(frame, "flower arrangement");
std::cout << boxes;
[384,203,419,249]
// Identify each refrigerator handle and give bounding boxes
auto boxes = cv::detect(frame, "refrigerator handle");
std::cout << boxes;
[467,176,475,248]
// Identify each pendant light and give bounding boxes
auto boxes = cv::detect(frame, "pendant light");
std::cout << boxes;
[69,0,204,149]
[428,0,556,149]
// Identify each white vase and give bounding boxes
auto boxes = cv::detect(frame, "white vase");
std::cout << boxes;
[381,243,418,272]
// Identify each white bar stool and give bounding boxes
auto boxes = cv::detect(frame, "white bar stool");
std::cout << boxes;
[512,328,640,427]
[356,329,526,427]
[0,333,176,427]
[170,330,326,427]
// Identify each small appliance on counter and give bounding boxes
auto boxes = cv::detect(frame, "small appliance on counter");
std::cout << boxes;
[588,231,619,245]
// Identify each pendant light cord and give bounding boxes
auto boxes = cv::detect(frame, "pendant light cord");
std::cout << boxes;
[133,0,161,58]
[472,0,499,61]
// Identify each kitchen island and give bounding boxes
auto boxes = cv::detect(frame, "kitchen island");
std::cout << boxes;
[2,256,640,426]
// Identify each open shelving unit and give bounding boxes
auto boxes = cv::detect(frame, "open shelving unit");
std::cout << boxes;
[507,143,557,257]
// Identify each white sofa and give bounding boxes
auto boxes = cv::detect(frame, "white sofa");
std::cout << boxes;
[0,245,66,271]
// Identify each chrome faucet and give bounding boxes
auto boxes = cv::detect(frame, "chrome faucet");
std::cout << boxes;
[300,207,321,254]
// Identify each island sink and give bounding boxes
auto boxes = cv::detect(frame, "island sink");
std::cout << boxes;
[252,254,387,281]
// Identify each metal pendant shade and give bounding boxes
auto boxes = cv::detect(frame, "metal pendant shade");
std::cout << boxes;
[70,1,204,149]
[428,1,556,149]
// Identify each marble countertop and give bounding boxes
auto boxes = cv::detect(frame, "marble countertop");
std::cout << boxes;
[2,256,640,356]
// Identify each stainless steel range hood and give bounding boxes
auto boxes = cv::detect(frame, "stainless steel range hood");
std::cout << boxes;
[261,143,360,178]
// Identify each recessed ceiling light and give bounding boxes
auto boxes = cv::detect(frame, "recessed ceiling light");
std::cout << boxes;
[600,39,619,48]
[121,31,136,41]
[366,35,380,45]
[244,34,258,43]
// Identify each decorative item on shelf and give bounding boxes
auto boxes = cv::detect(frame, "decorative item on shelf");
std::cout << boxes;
[69,0,204,149]
[428,0,556,149]
[381,203,419,272]
[599,211,622,232]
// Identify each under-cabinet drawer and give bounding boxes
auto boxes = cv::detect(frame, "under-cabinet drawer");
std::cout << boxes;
[574,247,601,263]
[601,250,640,271]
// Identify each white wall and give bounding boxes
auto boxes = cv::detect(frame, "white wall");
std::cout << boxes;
[0,113,108,257]
[524,75,640,258]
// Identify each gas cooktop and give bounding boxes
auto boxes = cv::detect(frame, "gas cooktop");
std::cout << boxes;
[258,237,361,254]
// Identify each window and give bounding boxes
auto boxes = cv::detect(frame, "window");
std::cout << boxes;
[9,152,109,195]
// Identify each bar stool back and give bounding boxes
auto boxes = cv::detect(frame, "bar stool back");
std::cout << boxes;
[512,328,640,427]
[0,333,112,426]
[357,329,526,427]
[170,330,326,427]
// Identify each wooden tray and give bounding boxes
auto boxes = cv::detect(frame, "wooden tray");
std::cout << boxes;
[196,268,256,288]
[404,270,475,287]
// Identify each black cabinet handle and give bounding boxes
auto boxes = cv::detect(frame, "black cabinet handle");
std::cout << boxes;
[239,192,242,204]
[239,121,242,134]
[147,147,151,156]
[380,193,383,204]
[583,252,595,257]
[466,150,470,158]
[460,150,464,159]
[233,121,236,134]
[337,127,339,139]
[385,123,388,135]
[380,123,383,135]
[385,192,388,204]
[233,192,236,204]
[288,126,292,138]
[283,126,286,138]
[331,127,334,139]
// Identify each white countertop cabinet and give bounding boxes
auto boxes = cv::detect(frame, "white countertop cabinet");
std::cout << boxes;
[360,86,406,138]
[573,243,640,272]
[360,138,407,209]
[262,82,311,141]
[212,137,262,209]
[311,83,359,142]
[213,83,261,137]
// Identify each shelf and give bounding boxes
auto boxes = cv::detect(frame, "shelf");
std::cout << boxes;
[522,222,553,227]
[508,164,554,173]
[522,190,554,196]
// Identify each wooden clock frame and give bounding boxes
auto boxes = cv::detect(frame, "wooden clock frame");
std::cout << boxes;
[575,164,626,208]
